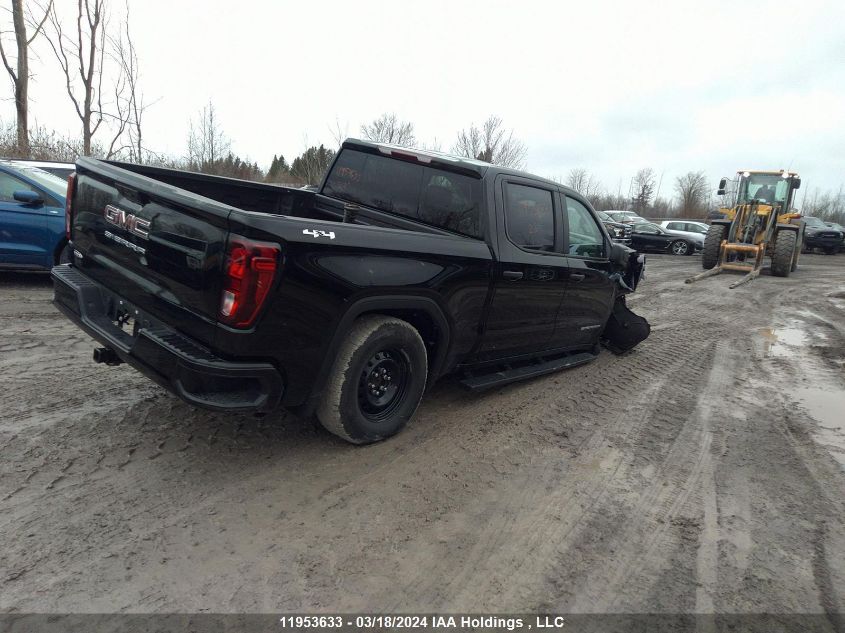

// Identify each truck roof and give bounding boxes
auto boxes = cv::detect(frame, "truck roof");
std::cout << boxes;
[342,138,569,192]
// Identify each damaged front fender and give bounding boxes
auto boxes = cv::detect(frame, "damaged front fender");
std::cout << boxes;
[602,295,651,354]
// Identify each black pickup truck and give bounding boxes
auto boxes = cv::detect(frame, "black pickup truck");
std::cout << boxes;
[52,139,648,443]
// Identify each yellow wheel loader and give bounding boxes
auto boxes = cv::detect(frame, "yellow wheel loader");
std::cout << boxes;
[686,170,805,289]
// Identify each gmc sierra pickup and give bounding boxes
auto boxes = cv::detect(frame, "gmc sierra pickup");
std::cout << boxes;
[52,139,648,444]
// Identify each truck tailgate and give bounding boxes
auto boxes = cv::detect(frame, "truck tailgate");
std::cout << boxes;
[68,159,231,348]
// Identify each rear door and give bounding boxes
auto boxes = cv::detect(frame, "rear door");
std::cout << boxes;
[0,169,54,268]
[476,177,569,361]
[553,196,615,348]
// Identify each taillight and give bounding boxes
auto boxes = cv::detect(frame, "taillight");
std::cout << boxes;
[65,172,77,240]
[219,237,280,328]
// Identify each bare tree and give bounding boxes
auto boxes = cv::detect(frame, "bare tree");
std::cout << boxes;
[631,167,656,215]
[329,117,349,147]
[566,167,601,199]
[187,102,231,172]
[45,0,121,156]
[453,115,526,168]
[674,171,708,218]
[360,113,415,146]
[0,0,52,155]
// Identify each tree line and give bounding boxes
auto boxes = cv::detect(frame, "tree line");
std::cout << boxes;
[1,0,842,224]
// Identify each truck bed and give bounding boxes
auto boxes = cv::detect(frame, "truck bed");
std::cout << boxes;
[107,161,461,237]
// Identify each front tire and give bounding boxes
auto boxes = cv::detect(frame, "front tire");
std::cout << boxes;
[771,229,797,277]
[701,224,727,269]
[316,316,427,444]
[791,224,804,272]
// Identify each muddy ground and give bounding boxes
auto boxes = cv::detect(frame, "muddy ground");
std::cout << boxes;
[1,254,844,616]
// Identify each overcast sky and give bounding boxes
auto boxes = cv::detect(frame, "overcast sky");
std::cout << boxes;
[4,0,844,201]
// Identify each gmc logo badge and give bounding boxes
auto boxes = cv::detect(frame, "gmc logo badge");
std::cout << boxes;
[104,205,150,239]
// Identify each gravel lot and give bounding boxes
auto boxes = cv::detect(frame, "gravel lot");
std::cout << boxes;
[1,254,844,615]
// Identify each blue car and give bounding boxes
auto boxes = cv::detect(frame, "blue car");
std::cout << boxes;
[0,160,71,271]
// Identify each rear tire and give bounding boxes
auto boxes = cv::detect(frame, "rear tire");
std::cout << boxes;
[771,229,797,277]
[701,224,727,269]
[316,316,427,444]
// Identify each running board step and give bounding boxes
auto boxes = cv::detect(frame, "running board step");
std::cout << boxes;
[459,351,597,392]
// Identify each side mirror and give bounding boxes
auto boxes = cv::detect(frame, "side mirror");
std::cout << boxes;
[792,177,801,190]
[717,177,727,195]
[13,190,43,205]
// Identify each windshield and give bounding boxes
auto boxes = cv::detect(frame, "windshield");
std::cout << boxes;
[597,211,611,221]
[803,216,827,228]
[737,173,788,206]
[635,222,662,233]
[17,166,69,199]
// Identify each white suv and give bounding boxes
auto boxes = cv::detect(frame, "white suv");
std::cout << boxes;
[658,220,709,248]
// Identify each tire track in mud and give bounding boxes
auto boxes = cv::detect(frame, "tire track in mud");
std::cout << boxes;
[1,257,845,612]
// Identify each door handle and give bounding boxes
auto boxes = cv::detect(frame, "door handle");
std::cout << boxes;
[570,272,586,282]
[502,270,524,281]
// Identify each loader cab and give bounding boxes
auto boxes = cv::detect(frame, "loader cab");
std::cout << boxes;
[731,171,800,211]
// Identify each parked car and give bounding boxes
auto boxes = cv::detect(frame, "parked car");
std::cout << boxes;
[606,210,647,224]
[657,220,708,249]
[824,222,845,252]
[596,210,632,244]
[1,158,76,179]
[802,216,844,254]
[0,160,71,271]
[631,222,696,255]
[53,139,649,444]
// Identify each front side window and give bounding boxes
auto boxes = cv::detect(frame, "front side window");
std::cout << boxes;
[566,197,605,258]
[504,183,555,251]
[0,171,37,203]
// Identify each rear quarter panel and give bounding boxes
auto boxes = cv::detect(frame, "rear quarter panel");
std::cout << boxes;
[221,214,494,405]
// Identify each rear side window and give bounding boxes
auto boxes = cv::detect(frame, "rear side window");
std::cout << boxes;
[667,222,684,230]
[323,149,483,238]
[565,197,606,258]
[504,183,555,251]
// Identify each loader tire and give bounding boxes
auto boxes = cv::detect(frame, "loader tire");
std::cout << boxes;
[791,224,804,272]
[771,229,797,278]
[701,224,727,270]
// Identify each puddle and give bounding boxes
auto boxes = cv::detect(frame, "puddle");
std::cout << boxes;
[758,323,845,469]
[759,326,807,358]
[795,387,845,470]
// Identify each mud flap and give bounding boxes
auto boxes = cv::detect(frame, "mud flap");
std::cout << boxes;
[601,296,651,354]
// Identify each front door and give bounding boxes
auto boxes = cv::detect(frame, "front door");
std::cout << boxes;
[0,171,50,267]
[554,196,615,348]
[631,223,669,252]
